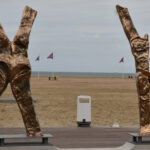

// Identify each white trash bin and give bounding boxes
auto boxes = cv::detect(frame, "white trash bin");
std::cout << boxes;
[77,95,91,127]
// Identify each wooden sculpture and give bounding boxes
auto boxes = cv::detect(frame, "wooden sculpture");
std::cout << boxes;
[116,5,150,135]
[0,6,42,136]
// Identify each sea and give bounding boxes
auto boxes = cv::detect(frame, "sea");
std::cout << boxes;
[31,71,136,78]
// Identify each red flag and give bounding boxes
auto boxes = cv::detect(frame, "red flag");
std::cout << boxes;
[119,57,124,63]
[47,53,53,59]
[35,56,40,61]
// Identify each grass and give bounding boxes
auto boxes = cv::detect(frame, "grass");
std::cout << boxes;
[0,76,139,127]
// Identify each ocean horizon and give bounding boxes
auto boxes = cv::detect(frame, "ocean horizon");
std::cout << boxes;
[31,71,136,78]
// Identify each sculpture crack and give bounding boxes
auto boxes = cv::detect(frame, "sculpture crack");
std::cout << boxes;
[116,5,150,135]
[0,6,42,136]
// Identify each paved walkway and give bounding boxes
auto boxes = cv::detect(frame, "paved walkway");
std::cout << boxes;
[0,127,149,149]
[42,127,138,148]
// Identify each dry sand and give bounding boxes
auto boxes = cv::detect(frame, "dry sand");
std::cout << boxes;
[0,76,139,127]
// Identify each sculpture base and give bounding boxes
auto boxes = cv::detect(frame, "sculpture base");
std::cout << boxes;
[0,134,53,146]
[129,133,150,144]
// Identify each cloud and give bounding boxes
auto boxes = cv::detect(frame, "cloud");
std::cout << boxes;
[0,0,150,73]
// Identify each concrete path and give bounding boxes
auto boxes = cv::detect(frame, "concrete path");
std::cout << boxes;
[0,143,134,150]
[0,127,149,149]
[58,142,135,150]
[0,143,150,150]
[0,146,57,150]
[132,145,150,150]
[42,127,138,148]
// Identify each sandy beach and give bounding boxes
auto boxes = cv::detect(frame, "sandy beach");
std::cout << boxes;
[0,76,139,127]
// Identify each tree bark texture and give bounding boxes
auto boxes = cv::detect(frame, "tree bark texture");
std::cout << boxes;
[116,5,150,135]
[0,6,42,136]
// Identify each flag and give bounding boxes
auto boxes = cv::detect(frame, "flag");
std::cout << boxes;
[119,57,124,63]
[35,56,40,61]
[47,52,53,59]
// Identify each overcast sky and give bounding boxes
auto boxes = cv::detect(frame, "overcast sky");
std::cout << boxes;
[0,0,150,73]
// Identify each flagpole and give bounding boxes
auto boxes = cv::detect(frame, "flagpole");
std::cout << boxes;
[38,58,40,80]
[53,54,55,77]
[52,51,54,77]
[122,62,124,79]
[38,54,40,80]
[35,55,40,80]
[47,52,54,78]
[119,57,124,78]
[122,57,125,79]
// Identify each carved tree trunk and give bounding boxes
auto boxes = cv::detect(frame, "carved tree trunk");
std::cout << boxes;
[0,6,42,136]
[11,6,42,137]
[116,5,150,135]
